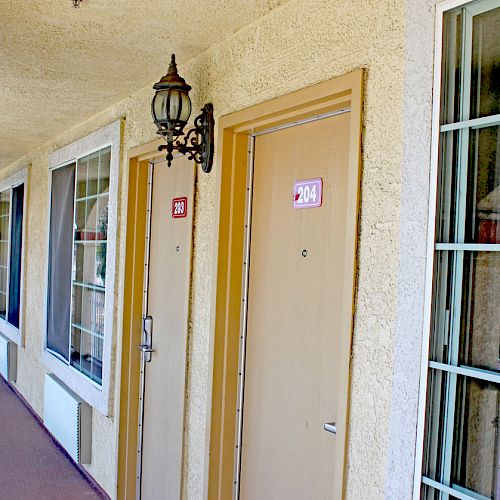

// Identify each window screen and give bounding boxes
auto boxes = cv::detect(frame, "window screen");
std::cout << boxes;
[47,163,75,360]
[8,184,24,328]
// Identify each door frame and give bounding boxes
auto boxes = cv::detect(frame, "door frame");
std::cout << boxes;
[117,138,171,499]
[207,69,364,499]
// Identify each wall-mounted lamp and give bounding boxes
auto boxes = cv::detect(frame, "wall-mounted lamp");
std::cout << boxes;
[152,54,214,173]
[72,0,82,7]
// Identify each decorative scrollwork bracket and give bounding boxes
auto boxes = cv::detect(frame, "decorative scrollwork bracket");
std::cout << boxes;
[158,103,214,173]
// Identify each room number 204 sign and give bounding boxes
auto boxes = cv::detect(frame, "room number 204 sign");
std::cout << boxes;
[293,178,323,209]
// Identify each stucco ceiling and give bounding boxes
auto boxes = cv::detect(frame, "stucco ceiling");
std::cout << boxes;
[0,0,287,169]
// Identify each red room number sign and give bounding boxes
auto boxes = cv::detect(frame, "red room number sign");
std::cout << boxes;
[172,197,187,218]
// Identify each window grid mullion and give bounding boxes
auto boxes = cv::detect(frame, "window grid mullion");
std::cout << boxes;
[440,6,475,492]
[441,4,472,480]
[442,250,467,489]
[430,362,500,384]
[68,159,79,364]
[440,113,500,132]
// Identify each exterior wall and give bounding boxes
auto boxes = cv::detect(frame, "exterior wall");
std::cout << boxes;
[386,0,437,498]
[1,0,440,498]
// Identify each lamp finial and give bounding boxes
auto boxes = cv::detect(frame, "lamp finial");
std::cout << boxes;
[168,54,177,75]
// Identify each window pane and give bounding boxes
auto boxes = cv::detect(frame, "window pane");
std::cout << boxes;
[432,250,500,372]
[0,190,11,218]
[421,483,440,499]
[8,184,24,328]
[75,199,98,242]
[423,368,448,482]
[96,195,108,241]
[86,152,99,198]
[466,125,500,243]
[0,243,8,270]
[98,147,111,195]
[76,157,87,199]
[47,163,75,360]
[0,293,6,320]
[94,289,105,338]
[442,9,463,124]
[70,287,104,385]
[430,251,454,365]
[71,284,82,326]
[70,326,82,371]
[452,377,500,499]
[424,369,500,499]
[459,251,500,372]
[95,243,107,288]
[470,7,500,119]
[80,286,94,333]
[74,242,98,286]
[436,131,460,243]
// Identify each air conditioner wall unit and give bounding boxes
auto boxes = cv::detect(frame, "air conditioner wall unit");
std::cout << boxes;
[43,373,92,464]
[0,334,17,382]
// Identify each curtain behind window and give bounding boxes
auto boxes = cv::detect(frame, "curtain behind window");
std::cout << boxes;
[47,164,75,359]
[8,184,24,328]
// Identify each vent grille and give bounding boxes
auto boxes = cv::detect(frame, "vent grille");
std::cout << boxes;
[43,374,92,464]
[0,334,17,382]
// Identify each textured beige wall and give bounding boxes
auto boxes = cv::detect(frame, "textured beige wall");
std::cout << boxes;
[2,0,439,498]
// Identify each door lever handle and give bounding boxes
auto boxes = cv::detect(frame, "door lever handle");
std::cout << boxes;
[141,315,154,362]
[324,422,337,434]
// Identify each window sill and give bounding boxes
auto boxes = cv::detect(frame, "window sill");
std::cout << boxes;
[0,320,21,346]
[42,349,111,416]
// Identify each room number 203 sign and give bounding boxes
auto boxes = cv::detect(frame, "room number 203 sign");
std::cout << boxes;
[293,178,323,209]
[172,197,188,218]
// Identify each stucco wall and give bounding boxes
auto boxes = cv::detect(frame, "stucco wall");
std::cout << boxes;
[2,0,439,498]
[386,0,437,498]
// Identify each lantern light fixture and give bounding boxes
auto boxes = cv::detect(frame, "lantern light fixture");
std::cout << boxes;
[152,54,214,173]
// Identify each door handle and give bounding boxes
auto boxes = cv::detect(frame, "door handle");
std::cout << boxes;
[141,315,154,362]
[324,422,337,434]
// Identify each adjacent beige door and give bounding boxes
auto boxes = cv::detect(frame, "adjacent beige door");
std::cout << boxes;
[140,157,194,500]
[239,112,351,499]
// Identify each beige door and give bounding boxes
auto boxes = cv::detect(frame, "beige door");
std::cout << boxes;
[239,112,351,499]
[140,157,195,499]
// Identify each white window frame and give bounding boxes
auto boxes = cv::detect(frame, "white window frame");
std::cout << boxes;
[43,120,120,416]
[0,167,28,346]
[414,1,500,498]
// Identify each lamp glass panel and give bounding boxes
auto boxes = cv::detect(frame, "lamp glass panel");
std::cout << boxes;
[179,92,191,122]
[169,90,180,121]
[153,91,169,122]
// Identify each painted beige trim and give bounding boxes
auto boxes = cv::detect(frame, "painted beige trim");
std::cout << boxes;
[117,153,150,499]
[206,70,364,500]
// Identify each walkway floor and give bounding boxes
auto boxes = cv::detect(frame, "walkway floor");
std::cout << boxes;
[0,377,106,499]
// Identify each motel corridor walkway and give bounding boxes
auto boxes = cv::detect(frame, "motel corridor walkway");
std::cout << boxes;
[0,378,106,500]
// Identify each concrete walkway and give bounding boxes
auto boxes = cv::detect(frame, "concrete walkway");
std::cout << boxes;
[0,377,106,500]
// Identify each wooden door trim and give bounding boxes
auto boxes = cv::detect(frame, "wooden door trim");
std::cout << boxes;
[117,142,158,499]
[207,70,364,499]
